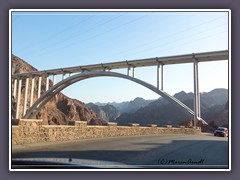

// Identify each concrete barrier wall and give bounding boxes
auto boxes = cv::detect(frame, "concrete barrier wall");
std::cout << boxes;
[12,119,201,145]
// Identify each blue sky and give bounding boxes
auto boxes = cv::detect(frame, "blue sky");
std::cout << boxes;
[11,10,229,103]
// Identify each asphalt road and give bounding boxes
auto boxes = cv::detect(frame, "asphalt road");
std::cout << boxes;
[12,133,229,169]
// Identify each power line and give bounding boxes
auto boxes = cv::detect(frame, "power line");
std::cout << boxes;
[17,14,98,53]
[22,14,124,57]
[126,29,227,59]
[101,15,226,61]
[15,13,227,64]
[27,13,152,58]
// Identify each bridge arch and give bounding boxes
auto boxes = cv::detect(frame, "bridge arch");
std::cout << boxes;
[23,71,207,124]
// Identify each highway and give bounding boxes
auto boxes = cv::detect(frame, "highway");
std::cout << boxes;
[12,133,229,169]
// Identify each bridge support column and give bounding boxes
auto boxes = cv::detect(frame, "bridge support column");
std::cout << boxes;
[62,73,65,80]
[157,62,164,90]
[157,63,159,89]
[16,78,22,119]
[38,76,42,99]
[13,78,17,98]
[157,62,162,90]
[30,76,35,107]
[161,64,164,91]
[52,74,56,85]
[45,74,49,91]
[132,67,135,77]
[127,65,130,76]
[193,57,200,127]
[23,78,29,116]
[196,61,201,118]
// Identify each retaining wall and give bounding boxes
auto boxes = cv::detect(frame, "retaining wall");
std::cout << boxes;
[12,119,201,145]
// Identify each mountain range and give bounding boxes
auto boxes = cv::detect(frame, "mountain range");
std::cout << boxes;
[95,97,154,114]
[114,89,228,128]
[89,89,228,130]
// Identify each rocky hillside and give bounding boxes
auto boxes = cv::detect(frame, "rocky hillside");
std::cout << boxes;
[179,101,229,132]
[211,101,229,128]
[87,103,120,122]
[116,89,228,127]
[200,89,228,107]
[11,55,106,125]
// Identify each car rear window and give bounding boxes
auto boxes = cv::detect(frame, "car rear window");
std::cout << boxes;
[217,128,226,131]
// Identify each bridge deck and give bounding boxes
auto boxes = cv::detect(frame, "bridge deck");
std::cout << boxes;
[12,50,228,78]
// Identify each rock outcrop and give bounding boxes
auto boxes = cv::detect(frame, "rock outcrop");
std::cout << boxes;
[11,55,106,125]
[87,103,120,122]
[211,101,229,128]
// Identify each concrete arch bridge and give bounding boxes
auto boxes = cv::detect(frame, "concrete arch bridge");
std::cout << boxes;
[12,50,229,127]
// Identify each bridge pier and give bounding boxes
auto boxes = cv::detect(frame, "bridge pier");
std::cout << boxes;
[52,74,56,85]
[193,57,201,127]
[161,64,164,90]
[132,66,135,77]
[157,62,164,90]
[37,76,42,99]
[15,78,22,119]
[23,78,29,116]
[62,73,66,80]
[45,74,49,91]
[13,78,17,98]
[127,65,130,76]
[127,65,135,77]
[196,62,201,118]
[30,76,35,107]
[157,63,160,89]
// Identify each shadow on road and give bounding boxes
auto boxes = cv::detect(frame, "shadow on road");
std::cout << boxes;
[12,138,229,169]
